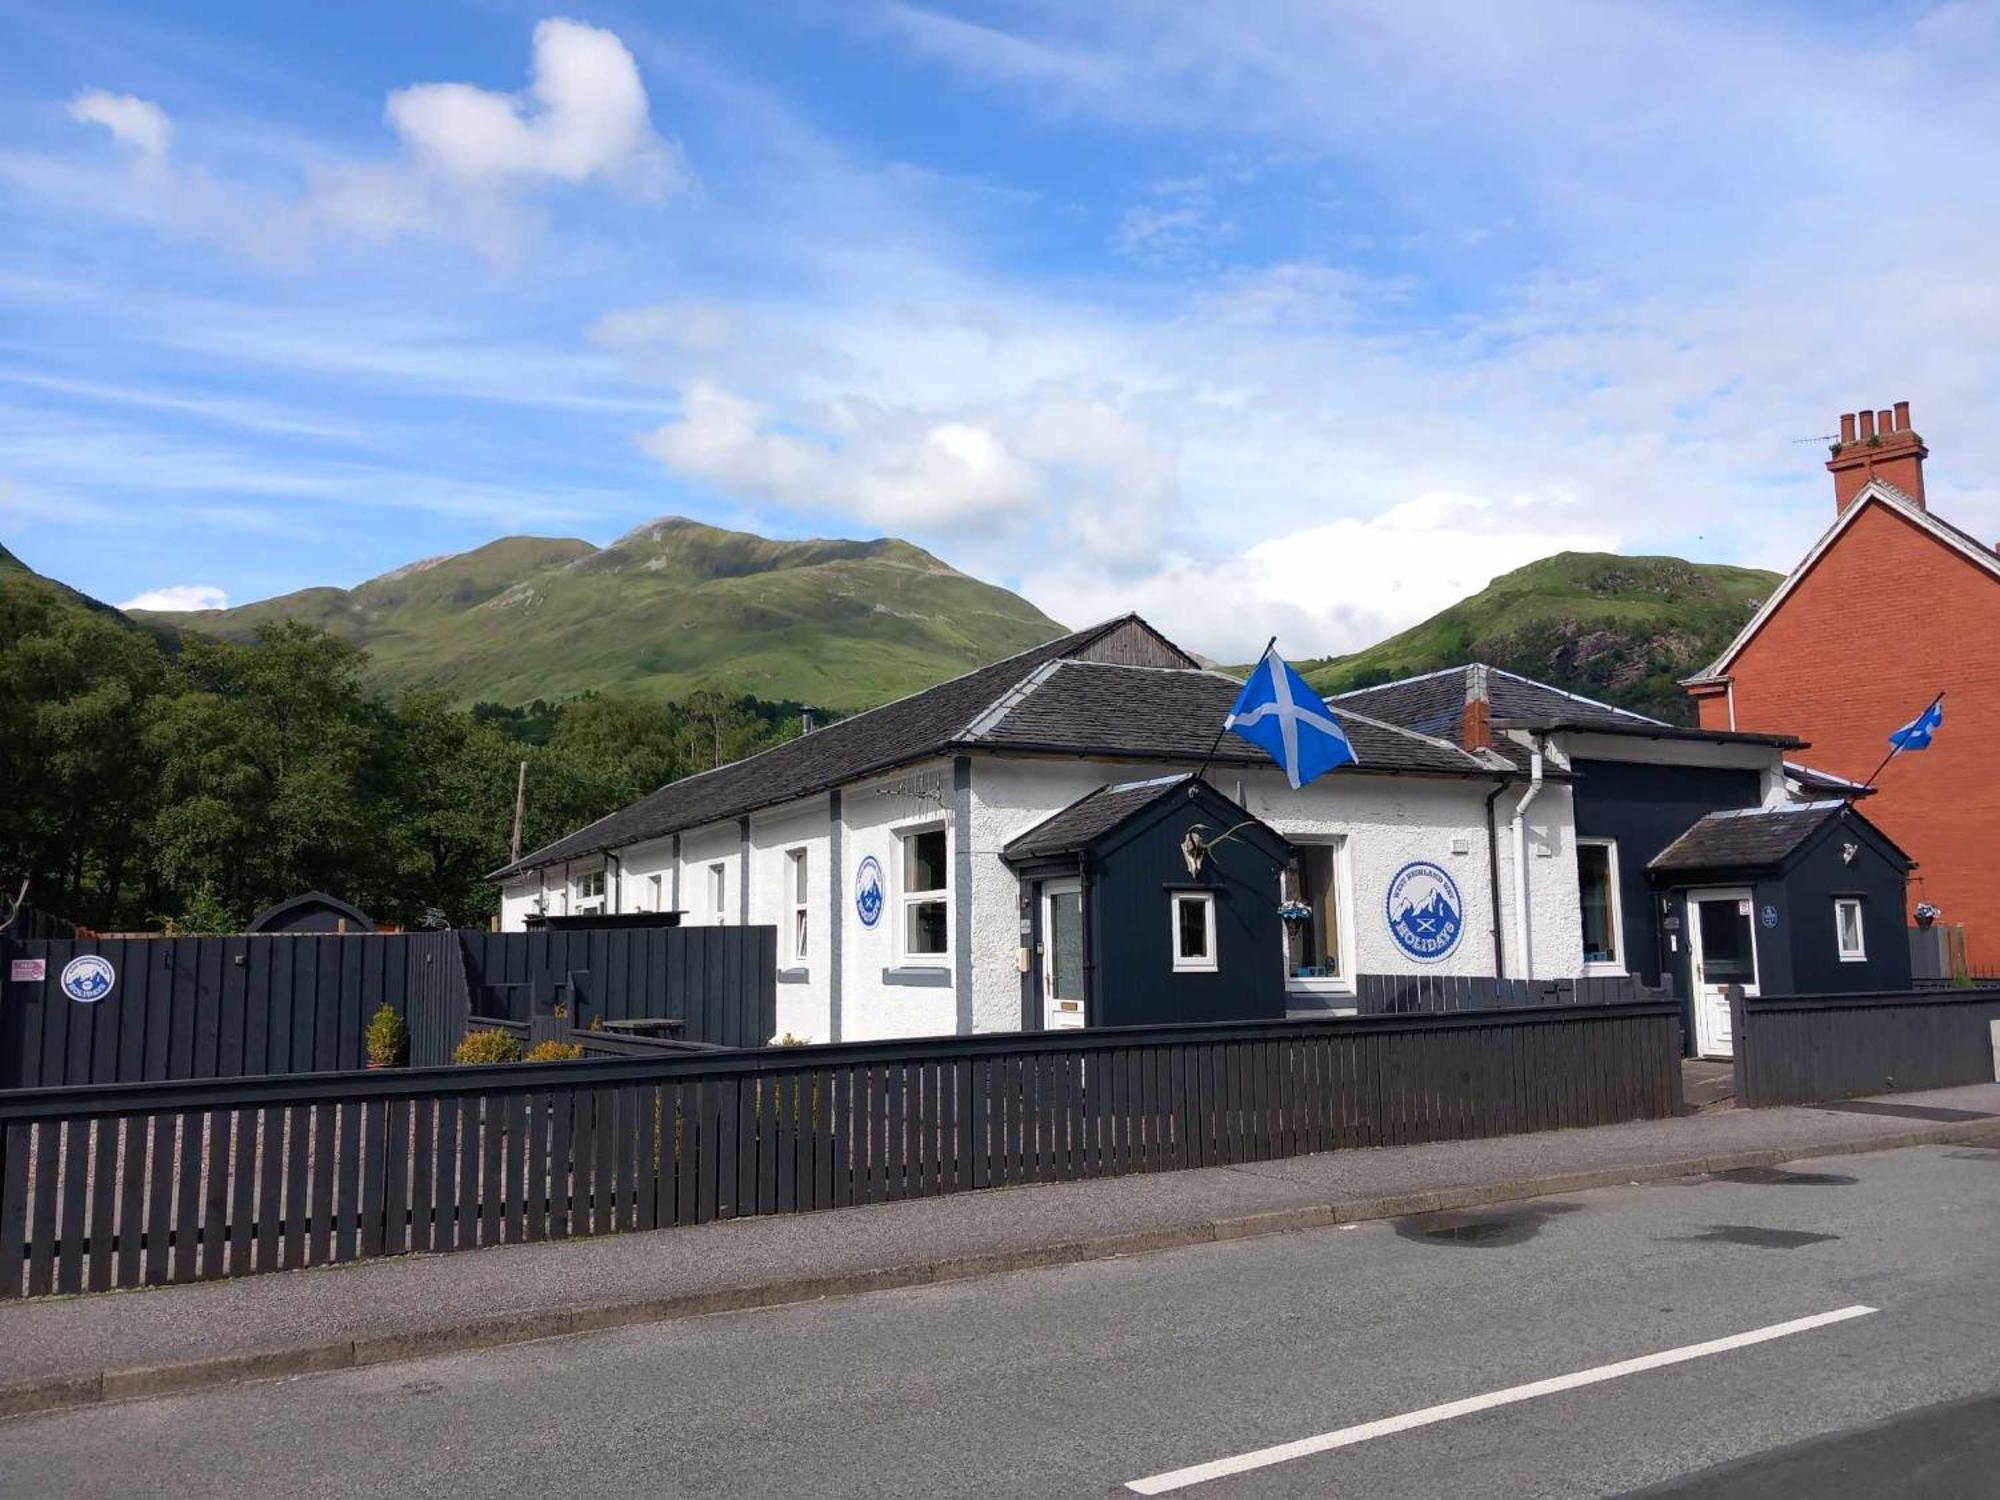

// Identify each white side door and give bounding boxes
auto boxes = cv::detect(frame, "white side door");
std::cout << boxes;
[1687,888,1759,1059]
[1041,879,1087,1030]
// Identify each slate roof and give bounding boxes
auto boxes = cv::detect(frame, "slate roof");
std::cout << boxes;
[1648,801,1847,873]
[1001,775,1195,860]
[1330,663,1803,757]
[1331,664,1660,739]
[495,616,1503,880]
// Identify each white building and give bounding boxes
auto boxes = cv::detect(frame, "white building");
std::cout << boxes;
[492,617,1825,1045]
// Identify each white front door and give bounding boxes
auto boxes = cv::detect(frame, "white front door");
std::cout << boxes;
[1687,888,1759,1059]
[1041,879,1087,1030]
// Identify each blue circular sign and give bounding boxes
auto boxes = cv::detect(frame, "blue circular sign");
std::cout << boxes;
[854,855,885,928]
[1761,903,1779,929]
[1385,861,1463,963]
[60,954,116,1004]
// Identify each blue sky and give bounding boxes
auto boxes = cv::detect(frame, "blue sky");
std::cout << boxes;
[4,0,1999,660]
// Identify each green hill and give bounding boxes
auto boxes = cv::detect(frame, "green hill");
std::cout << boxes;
[1302,552,1782,724]
[131,518,1068,711]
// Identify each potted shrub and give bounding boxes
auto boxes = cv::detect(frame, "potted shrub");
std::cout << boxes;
[366,1003,408,1069]
[454,1028,523,1065]
[523,1039,585,1062]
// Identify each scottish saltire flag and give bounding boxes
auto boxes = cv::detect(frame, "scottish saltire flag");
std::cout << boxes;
[1889,697,1944,752]
[1227,647,1357,789]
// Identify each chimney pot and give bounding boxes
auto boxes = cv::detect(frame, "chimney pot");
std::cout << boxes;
[1839,412,1857,444]
[1877,408,1893,435]
[1826,398,1928,514]
[1894,400,1911,431]
[1858,410,1877,441]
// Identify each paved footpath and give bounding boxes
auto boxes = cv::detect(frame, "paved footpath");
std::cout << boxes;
[3,1082,1998,1420]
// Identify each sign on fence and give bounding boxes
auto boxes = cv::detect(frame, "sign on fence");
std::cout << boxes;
[7,959,43,983]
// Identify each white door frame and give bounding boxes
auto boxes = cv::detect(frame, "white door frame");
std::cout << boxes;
[1040,878,1087,1030]
[1687,886,1759,1059]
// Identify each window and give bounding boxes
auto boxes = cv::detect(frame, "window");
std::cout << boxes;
[646,873,663,913]
[1577,840,1624,972]
[900,826,949,959]
[708,862,728,924]
[1281,840,1347,984]
[786,848,809,963]
[1835,898,1867,962]
[574,870,605,915]
[1172,892,1218,972]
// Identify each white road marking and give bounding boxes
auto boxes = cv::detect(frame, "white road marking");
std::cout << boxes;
[1124,1304,1878,1494]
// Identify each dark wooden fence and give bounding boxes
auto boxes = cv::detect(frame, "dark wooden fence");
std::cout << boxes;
[1,905,78,942]
[459,927,775,1050]
[1352,972,1670,1016]
[0,1000,1682,1298]
[1,926,774,1087]
[1730,985,2000,1107]
[0,932,467,1088]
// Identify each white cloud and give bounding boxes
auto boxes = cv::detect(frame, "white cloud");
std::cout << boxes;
[386,19,684,197]
[118,583,227,612]
[46,19,684,265]
[67,92,172,160]
[1017,494,1619,662]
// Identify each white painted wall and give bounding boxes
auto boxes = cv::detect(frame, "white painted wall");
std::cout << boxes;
[837,759,961,1042]
[613,836,677,917]
[748,798,832,1043]
[678,822,742,927]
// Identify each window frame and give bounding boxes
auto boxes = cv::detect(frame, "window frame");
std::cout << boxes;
[1834,897,1867,962]
[573,868,606,915]
[1280,835,1353,992]
[1171,891,1219,974]
[785,847,810,964]
[646,872,663,914]
[1576,837,1626,975]
[707,862,728,925]
[897,823,951,964]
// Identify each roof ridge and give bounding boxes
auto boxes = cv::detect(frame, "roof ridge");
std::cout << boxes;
[1330,702,1489,765]
[1329,663,1473,698]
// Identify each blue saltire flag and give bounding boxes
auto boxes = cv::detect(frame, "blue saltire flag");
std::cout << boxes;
[1226,646,1357,789]
[1889,697,1944,752]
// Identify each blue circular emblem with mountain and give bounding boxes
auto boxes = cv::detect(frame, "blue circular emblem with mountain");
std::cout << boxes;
[1385,861,1464,963]
[854,855,884,928]
[60,954,116,1004]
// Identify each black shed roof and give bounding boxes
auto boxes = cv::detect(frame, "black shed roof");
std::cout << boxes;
[495,616,1500,880]
[1001,774,1286,863]
[1648,801,1910,875]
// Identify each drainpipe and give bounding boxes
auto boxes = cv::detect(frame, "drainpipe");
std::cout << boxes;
[1483,780,1507,974]
[1510,737,1546,979]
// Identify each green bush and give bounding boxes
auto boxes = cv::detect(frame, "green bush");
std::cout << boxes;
[365,1003,409,1067]
[523,1039,585,1062]
[454,1028,524,1065]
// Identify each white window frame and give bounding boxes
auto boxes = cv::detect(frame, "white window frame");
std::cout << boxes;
[573,869,606,916]
[1281,835,1353,993]
[786,847,810,964]
[1577,838,1626,975]
[646,872,663,913]
[897,823,951,964]
[707,862,728,925]
[1835,897,1867,962]
[1171,891,1219,973]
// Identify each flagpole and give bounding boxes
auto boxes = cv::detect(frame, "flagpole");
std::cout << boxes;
[1858,688,1944,792]
[1191,635,1276,791]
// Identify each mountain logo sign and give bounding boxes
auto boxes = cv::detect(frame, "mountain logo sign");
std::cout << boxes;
[1386,861,1463,963]
[854,856,885,929]
[60,954,116,1004]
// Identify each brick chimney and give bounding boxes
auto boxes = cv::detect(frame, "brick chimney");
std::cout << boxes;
[1827,400,1926,514]
[1460,664,1492,751]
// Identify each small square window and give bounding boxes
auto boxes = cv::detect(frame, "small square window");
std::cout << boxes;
[1835,898,1866,962]
[1172,892,1218,973]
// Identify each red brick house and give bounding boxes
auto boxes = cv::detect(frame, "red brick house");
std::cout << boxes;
[1685,402,2000,967]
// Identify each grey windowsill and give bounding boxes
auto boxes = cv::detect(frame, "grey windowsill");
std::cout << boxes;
[777,967,810,985]
[882,966,951,987]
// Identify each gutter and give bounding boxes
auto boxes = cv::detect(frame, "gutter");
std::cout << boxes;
[1484,779,1507,973]
[1510,736,1546,979]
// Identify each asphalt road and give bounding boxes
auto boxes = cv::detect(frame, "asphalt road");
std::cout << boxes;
[4,1143,1999,1499]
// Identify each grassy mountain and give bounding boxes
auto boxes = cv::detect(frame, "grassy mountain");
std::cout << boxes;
[131,518,1067,711]
[0,540,174,642]
[1302,552,1782,724]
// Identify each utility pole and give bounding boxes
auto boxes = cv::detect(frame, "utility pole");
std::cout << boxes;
[509,759,527,864]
